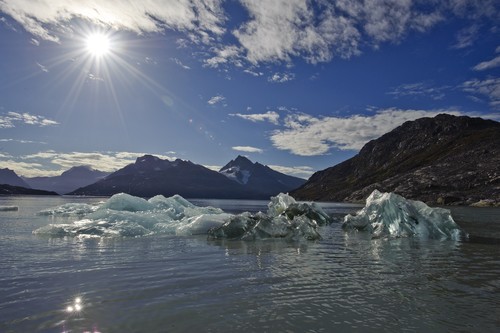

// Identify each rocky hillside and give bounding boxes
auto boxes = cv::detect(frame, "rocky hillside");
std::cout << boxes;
[291,114,500,205]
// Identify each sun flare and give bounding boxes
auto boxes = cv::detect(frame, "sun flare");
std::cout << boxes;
[86,33,110,57]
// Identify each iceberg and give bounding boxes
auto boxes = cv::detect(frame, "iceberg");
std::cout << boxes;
[34,192,333,241]
[34,193,228,238]
[0,205,18,211]
[208,193,332,241]
[342,190,465,240]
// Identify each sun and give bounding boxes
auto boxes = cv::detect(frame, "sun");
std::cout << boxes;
[86,33,110,57]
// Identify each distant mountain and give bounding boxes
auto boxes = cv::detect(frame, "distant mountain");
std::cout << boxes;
[24,166,110,194]
[219,155,306,197]
[291,114,500,205]
[70,155,306,199]
[0,168,31,188]
[70,155,251,198]
[0,184,58,196]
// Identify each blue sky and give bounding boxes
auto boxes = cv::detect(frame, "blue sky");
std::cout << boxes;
[0,0,499,178]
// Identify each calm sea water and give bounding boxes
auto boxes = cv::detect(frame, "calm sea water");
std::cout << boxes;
[0,195,499,333]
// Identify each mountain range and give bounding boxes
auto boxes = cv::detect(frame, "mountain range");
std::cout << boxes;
[70,155,306,199]
[24,166,109,195]
[291,114,500,205]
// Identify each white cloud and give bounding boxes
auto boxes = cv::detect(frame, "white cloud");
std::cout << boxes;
[30,38,40,46]
[207,94,226,106]
[0,0,226,43]
[268,72,295,83]
[0,0,498,69]
[230,111,279,125]
[473,55,500,71]
[232,146,263,153]
[267,164,314,179]
[461,78,500,109]
[0,111,59,128]
[204,45,243,68]
[243,69,263,77]
[270,108,465,156]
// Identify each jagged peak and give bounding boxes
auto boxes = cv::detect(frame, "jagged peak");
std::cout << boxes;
[135,154,160,164]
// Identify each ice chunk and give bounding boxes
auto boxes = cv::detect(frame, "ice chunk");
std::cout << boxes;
[342,190,465,240]
[34,192,332,240]
[0,205,18,211]
[34,192,230,238]
[100,193,154,212]
[38,203,99,216]
[207,193,331,241]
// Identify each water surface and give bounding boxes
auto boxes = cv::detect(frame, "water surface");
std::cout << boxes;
[1,196,499,332]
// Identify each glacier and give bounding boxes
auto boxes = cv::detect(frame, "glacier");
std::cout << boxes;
[342,190,465,240]
[33,192,332,240]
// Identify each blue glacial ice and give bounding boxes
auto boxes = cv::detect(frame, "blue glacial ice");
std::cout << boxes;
[33,192,332,240]
[342,190,465,240]
[34,193,230,238]
[208,193,332,240]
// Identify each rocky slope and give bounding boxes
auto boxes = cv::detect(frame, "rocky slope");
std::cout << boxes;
[291,114,500,205]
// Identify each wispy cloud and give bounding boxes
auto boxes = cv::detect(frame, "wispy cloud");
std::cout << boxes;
[87,73,104,82]
[270,108,466,156]
[452,24,479,49]
[461,78,500,109]
[230,111,279,125]
[232,146,263,153]
[267,164,314,179]
[0,138,47,144]
[387,82,448,100]
[207,94,226,106]
[171,57,191,70]
[473,55,500,71]
[0,111,59,128]
[36,62,48,72]
[268,72,295,83]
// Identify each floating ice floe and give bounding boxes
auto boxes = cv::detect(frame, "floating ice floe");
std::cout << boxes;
[34,193,228,238]
[208,193,332,241]
[33,192,332,240]
[342,190,465,240]
[0,205,18,211]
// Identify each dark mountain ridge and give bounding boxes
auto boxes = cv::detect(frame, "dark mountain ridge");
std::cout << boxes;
[291,114,500,205]
[70,155,306,199]
[0,184,58,196]
[0,168,31,188]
